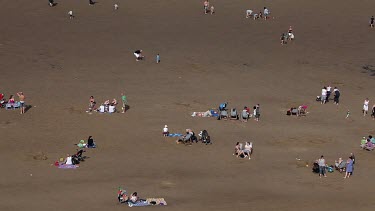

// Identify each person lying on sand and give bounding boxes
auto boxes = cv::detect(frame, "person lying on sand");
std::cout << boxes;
[134,50,144,61]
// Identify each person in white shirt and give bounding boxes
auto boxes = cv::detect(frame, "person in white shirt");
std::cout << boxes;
[163,125,169,136]
[114,4,119,10]
[68,11,74,19]
[99,104,105,113]
[263,7,269,20]
[246,10,253,18]
[321,87,327,104]
[65,154,73,165]
[109,104,116,113]
[363,98,370,116]
[243,142,253,159]
[326,85,332,102]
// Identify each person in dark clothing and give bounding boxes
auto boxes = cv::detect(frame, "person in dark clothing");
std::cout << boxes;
[370,16,374,28]
[48,0,55,7]
[134,50,144,61]
[87,136,96,148]
[89,0,95,5]
[333,87,340,105]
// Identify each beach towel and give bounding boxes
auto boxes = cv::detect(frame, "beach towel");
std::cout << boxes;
[168,133,183,137]
[58,164,79,169]
[128,199,167,207]
[191,110,218,117]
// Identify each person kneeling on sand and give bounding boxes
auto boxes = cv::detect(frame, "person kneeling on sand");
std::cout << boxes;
[134,50,144,61]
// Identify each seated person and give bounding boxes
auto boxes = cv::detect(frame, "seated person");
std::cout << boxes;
[369,135,375,144]
[176,131,192,144]
[334,158,346,172]
[130,192,139,203]
[219,109,228,119]
[117,189,128,203]
[112,98,118,105]
[77,140,87,148]
[87,136,96,148]
[134,50,144,61]
[242,107,250,121]
[246,9,253,18]
[230,108,239,120]
[365,140,374,151]
[108,104,116,113]
[65,154,73,165]
[243,142,253,159]
[219,102,228,111]
[360,137,367,148]
[298,105,307,116]
[234,142,245,157]
[8,95,15,104]
[163,125,169,136]
[98,104,105,113]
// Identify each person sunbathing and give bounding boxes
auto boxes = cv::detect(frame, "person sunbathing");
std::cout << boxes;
[77,140,87,148]
[130,192,139,203]
[112,98,117,105]
[365,140,374,151]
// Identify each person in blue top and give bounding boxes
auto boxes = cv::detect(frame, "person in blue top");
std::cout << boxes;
[344,157,354,178]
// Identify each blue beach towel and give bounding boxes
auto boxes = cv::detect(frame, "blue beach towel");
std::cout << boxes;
[168,133,183,137]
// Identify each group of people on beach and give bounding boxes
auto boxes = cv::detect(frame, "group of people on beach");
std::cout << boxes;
[87,93,127,114]
[203,1,215,15]
[319,85,340,105]
[245,7,271,20]
[360,135,375,151]
[315,154,355,179]
[218,102,260,122]
[0,92,26,114]
[234,142,253,159]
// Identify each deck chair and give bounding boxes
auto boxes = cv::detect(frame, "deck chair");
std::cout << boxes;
[13,102,20,109]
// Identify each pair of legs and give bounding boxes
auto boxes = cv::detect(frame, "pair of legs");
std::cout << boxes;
[344,171,352,178]
[122,103,127,113]
[20,103,25,114]
[321,95,326,104]
[319,166,326,178]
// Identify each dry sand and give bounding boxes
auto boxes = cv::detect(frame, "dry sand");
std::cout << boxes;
[1,0,375,210]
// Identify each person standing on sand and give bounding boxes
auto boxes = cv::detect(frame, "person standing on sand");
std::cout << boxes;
[114,4,119,10]
[321,86,327,104]
[326,85,332,102]
[68,11,74,19]
[370,16,374,28]
[121,92,127,113]
[156,54,160,64]
[17,92,25,114]
[318,155,327,178]
[344,157,353,179]
[333,87,340,105]
[363,98,369,116]
[371,104,375,120]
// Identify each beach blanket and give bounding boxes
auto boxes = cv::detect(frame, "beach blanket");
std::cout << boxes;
[128,198,167,207]
[168,133,183,137]
[191,110,218,117]
[58,164,79,169]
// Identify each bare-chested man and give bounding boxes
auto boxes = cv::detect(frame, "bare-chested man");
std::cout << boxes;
[17,92,25,114]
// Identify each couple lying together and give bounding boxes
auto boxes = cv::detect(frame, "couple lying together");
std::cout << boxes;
[234,142,253,159]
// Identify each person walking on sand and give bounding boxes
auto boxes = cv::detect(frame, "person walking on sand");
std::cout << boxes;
[318,155,327,178]
[370,16,374,28]
[121,92,127,113]
[17,92,25,114]
[255,104,260,121]
[363,98,370,116]
[263,7,270,20]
